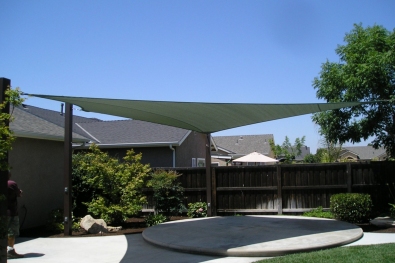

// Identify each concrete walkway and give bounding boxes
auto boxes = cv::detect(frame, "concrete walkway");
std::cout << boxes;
[13,216,395,263]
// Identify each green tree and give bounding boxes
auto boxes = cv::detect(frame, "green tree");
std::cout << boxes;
[269,136,306,164]
[0,87,24,260]
[72,145,151,224]
[303,153,319,163]
[318,140,343,163]
[312,24,395,158]
[147,170,185,218]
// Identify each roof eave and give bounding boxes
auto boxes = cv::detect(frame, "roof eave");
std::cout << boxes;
[14,130,89,143]
[79,141,182,149]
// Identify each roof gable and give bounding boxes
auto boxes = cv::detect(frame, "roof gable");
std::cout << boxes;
[17,104,101,141]
[213,134,274,155]
[77,119,191,145]
[341,146,386,160]
[11,106,89,142]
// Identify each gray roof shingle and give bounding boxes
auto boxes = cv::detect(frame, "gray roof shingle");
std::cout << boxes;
[213,134,274,155]
[341,146,386,160]
[76,120,190,145]
[11,106,89,142]
[13,104,192,146]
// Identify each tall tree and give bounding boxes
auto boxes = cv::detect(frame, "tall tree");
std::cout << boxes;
[312,24,395,158]
[270,136,306,164]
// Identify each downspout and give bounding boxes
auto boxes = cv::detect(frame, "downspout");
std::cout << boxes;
[169,144,175,168]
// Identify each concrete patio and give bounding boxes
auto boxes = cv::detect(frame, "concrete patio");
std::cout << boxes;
[14,216,395,263]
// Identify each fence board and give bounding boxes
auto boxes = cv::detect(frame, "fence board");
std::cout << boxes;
[145,162,395,215]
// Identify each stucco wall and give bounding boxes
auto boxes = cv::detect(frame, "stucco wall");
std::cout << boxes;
[102,147,174,167]
[176,132,206,167]
[98,133,206,168]
[9,137,64,229]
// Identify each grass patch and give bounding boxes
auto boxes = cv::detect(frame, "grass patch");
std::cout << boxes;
[254,243,395,263]
[302,206,334,219]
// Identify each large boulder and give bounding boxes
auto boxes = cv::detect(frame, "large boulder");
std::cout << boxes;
[80,215,108,234]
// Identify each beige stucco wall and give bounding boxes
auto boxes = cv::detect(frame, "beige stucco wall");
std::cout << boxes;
[9,137,64,229]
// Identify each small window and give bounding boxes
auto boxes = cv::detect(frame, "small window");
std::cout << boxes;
[197,158,205,167]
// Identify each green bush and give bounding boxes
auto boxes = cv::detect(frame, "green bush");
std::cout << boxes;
[330,193,373,223]
[302,206,334,219]
[187,202,207,218]
[72,145,151,224]
[145,214,167,227]
[389,204,395,219]
[46,209,80,233]
[147,170,185,217]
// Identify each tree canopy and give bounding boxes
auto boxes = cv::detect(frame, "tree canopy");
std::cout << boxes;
[269,136,306,164]
[312,24,395,158]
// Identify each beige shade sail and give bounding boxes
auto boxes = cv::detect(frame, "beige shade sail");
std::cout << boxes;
[28,94,374,134]
[233,151,279,164]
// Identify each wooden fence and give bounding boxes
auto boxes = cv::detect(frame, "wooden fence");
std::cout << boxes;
[144,162,395,215]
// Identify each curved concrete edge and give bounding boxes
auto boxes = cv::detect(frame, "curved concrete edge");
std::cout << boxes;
[143,229,363,257]
[142,217,364,257]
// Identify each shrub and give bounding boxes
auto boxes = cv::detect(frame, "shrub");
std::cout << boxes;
[330,193,373,223]
[302,206,334,219]
[147,170,185,217]
[187,202,207,218]
[46,209,80,233]
[145,214,167,227]
[389,204,395,219]
[72,145,151,225]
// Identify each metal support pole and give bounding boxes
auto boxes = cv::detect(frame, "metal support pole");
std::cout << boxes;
[205,133,212,216]
[63,103,73,236]
[0,78,10,263]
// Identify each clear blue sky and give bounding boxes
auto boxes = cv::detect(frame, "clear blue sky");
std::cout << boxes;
[1,1,394,153]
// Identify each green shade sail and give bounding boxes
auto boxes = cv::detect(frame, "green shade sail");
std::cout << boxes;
[29,94,369,133]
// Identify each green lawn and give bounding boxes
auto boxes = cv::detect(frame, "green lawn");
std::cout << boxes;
[254,243,395,263]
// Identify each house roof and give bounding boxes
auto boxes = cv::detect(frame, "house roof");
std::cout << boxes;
[212,134,274,156]
[17,104,101,140]
[76,120,191,147]
[11,106,89,142]
[341,146,386,160]
[13,104,192,147]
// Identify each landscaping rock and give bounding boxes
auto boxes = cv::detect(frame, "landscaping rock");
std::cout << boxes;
[80,215,108,234]
[370,217,395,228]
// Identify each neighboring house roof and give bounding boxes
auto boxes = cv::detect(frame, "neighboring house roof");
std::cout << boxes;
[76,120,191,147]
[14,104,193,148]
[212,134,274,157]
[283,145,311,161]
[340,146,386,160]
[11,105,89,142]
[17,104,101,140]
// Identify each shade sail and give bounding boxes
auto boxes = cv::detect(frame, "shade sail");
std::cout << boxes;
[29,94,369,133]
[233,152,278,163]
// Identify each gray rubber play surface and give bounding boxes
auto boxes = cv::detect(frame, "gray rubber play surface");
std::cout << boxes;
[142,215,363,257]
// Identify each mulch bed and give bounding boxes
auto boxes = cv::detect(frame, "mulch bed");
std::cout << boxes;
[20,216,395,238]
[20,216,188,238]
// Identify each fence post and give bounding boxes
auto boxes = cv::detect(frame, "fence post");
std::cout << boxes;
[63,103,73,236]
[205,133,212,216]
[211,167,217,216]
[277,165,282,215]
[347,163,352,193]
[0,78,10,263]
